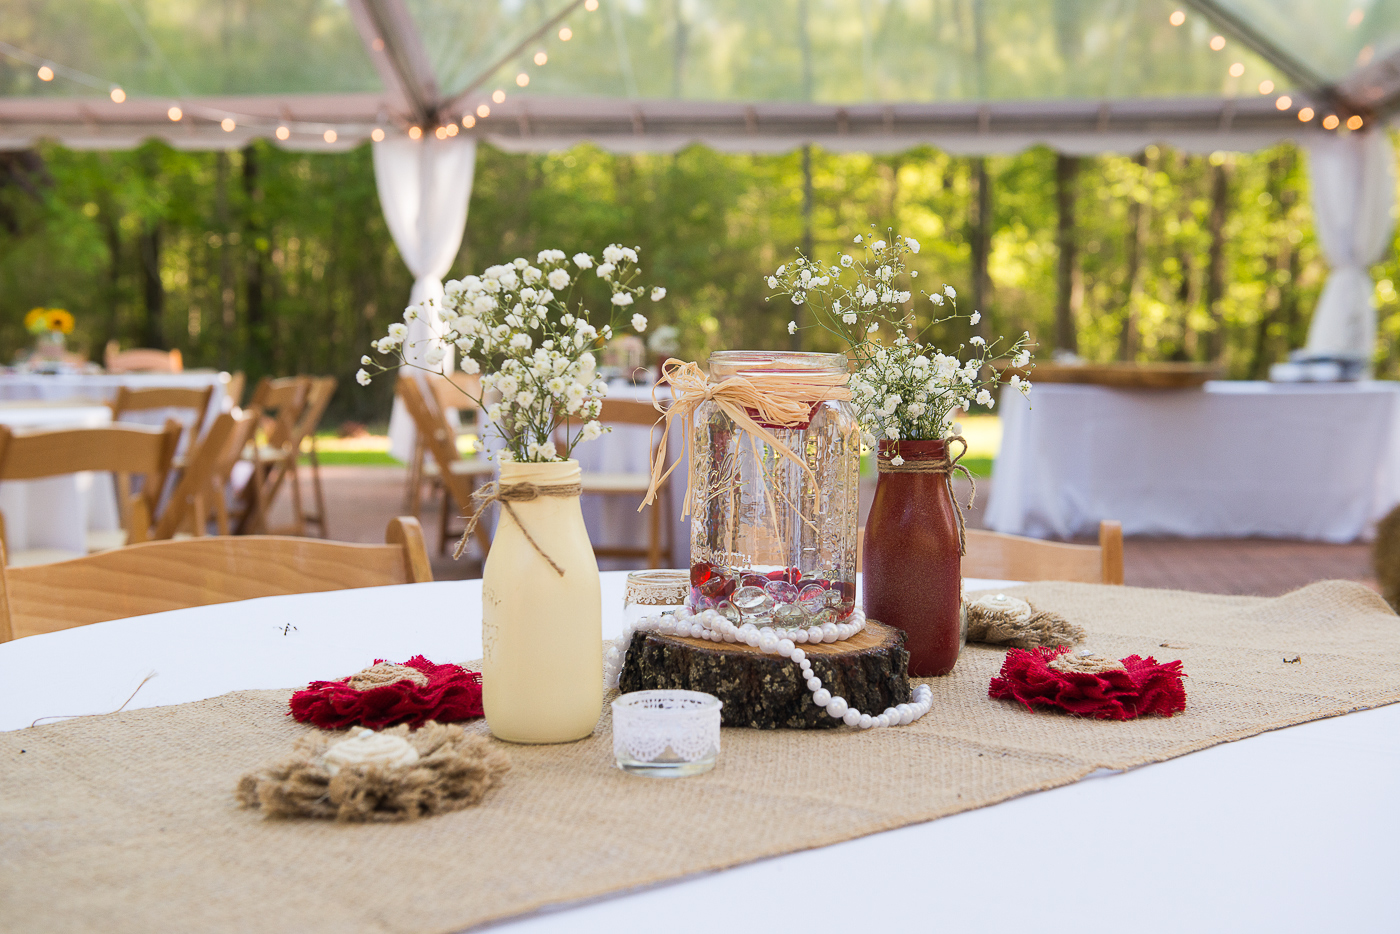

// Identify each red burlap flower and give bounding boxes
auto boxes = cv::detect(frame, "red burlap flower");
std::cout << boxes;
[988,646,1186,720]
[289,656,483,730]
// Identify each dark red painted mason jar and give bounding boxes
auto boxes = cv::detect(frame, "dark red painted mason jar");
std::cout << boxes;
[862,438,963,676]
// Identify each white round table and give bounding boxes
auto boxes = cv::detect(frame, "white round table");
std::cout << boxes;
[0,570,1392,932]
[0,403,121,560]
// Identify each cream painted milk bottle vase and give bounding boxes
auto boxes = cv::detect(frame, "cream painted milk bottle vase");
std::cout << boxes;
[481,459,603,744]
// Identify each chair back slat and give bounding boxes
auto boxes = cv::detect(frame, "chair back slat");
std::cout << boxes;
[397,375,461,469]
[290,376,337,447]
[110,386,213,415]
[0,517,433,642]
[0,422,181,481]
[857,521,1124,585]
[597,398,665,427]
[153,410,259,540]
[105,341,183,374]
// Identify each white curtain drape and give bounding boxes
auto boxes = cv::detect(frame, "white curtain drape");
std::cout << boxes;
[373,136,477,460]
[1303,131,1397,365]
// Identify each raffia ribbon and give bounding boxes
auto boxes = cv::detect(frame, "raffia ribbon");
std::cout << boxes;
[453,479,583,576]
[876,436,976,555]
[640,357,852,516]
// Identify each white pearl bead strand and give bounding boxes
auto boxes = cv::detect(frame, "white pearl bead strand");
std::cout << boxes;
[604,606,935,730]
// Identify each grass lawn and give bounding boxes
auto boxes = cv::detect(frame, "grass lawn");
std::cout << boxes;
[302,417,1003,476]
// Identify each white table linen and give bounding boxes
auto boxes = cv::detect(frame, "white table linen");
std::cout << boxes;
[985,380,1400,542]
[0,404,120,557]
[0,570,1391,933]
[0,371,228,439]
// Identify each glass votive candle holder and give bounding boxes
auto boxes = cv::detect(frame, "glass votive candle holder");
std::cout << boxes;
[623,569,689,629]
[612,690,722,777]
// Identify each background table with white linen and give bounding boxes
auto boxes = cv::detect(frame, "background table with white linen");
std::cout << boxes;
[985,380,1400,542]
[1,571,1392,933]
[0,403,120,559]
[0,371,229,439]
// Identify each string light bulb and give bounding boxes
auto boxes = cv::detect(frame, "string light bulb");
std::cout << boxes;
[371,127,386,142]
[109,87,126,103]
[1275,95,1292,110]
[1258,80,1274,94]
[435,126,448,139]
[1298,107,1315,122]
[1347,115,1364,130]
[477,104,490,118]
[1210,35,1226,51]
[1322,114,1340,129]
[323,129,337,143]
[167,106,183,121]
[445,122,458,136]
[585,0,598,9]
[492,89,506,103]
[1229,62,1244,77]
[462,114,476,128]
[276,125,291,140]
[535,51,548,66]
[221,117,236,132]
[37,65,54,81]
[516,72,530,86]
[1169,10,1185,26]
[408,125,422,139]
[559,27,573,40]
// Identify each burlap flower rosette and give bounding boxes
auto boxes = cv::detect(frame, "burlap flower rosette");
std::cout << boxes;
[237,722,509,823]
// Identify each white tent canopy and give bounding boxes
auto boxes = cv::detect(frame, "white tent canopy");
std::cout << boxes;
[3,0,1399,361]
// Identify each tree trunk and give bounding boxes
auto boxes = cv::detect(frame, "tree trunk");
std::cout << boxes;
[1054,153,1082,355]
[969,156,992,342]
[216,151,236,369]
[795,142,814,351]
[242,145,268,371]
[1203,160,1231,362]
[1118,151,1150,361]
[1248,151,1297,379]
[139,221,165,349]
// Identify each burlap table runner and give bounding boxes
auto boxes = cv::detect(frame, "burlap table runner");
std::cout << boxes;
[3,580,1398,934]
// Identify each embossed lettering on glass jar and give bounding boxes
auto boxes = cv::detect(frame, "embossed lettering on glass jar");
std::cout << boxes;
[688,351,860,625]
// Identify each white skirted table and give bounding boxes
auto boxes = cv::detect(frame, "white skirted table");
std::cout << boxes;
[0,403,121,561]
[0,371,229,438]
[985,380,1400,542]
[0,571,1392,932]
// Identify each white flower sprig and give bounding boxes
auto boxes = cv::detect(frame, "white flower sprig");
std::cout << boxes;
[359,244,665,462]
[768,226,1033,443]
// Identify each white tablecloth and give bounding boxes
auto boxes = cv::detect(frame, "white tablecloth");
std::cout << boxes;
[1,571,1393,932]
[0,404,120,555]
[985,381,1400,542]
[0,371,228,441]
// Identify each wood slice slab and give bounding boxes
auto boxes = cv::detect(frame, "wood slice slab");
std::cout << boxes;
[618,620,910,729]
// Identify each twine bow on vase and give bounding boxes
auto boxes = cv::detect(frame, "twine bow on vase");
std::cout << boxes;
[454,479,582,575]
[875,434,976,555]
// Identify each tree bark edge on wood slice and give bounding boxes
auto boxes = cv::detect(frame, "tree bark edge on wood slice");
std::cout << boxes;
[618,619,911,729]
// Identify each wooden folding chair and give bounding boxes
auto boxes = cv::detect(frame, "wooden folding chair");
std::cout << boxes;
[153,410,259,539]
[405,371,483,515]
[291,376,337,539]
[856,520,1124,584]
[0,420,182,565]
[396,375,495,556]
[223,371,246,409]
[235,376,311,534]
[572,398,673,569]
[104,341,183,374]
[0,517,432,642]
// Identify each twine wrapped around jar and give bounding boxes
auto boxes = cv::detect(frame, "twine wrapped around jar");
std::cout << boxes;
[640,357,852,517]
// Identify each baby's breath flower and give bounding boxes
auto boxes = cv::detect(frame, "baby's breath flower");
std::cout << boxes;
[788,321,797,335]
[355,368,371,386]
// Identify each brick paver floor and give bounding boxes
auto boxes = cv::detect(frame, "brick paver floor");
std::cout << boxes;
[284,466,1376,598]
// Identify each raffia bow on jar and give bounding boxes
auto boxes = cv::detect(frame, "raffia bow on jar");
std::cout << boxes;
[638,353,863,630]
[638,356,853,519]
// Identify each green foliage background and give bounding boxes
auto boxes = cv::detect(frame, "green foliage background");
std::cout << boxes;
[0,138,1394,425]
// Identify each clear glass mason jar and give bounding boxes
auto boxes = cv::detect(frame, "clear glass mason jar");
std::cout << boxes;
[688,351,861,625]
